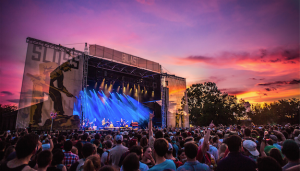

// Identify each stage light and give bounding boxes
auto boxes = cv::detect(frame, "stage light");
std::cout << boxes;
[108,83,113,92]
[100,78,105,89]
[94,82,98,89]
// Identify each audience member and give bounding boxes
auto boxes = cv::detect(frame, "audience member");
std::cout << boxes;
[47,150,67,171]
[257,156,282,171]
[122,153,140,171]
[281,140,300,171]
[109,135,128,167]
[141,146,155,168]
[0,134,39,171]
[37,150,52,171]
[69,143,95,171]
[63,140,79,167]
[216,135,256,171]
[83,154,101,171]
[177,142,210,171]
[148,138,176,171]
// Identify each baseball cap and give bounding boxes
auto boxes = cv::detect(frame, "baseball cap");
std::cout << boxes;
[269,135,278,142]
[115,135,123,141]
[243,140,259,157]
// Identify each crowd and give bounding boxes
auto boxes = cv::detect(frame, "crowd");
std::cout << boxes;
[0,113,299,171]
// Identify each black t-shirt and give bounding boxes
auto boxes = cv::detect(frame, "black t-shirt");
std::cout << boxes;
[47,166,61,171]
[0,151,5,161]
[54,143,64,151]
[0,162,28,171]
[68,161,79,171]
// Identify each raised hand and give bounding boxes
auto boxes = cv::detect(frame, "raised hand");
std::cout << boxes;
[209,120,215,129]
[149,112,154,119]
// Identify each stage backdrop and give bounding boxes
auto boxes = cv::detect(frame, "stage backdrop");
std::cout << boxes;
[16,42,83,130]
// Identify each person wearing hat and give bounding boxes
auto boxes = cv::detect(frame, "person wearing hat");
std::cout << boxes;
[165,143,182,168]
[243,140,259,162]
[270,134,282,150]
[294,134,300,147]
[282,140,300,171]
[109,135,128,167]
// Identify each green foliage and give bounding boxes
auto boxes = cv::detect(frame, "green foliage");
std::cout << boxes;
[187,82,245,126]
[186,82,300,126]
[248,98,300,125]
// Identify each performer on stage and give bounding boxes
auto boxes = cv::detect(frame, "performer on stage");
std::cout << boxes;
[90,118,96,127]
[106,119,111,127]
[120,118,127,127]
[102,118,106,126]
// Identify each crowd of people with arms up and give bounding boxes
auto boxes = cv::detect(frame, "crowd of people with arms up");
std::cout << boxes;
[0,113,299,171]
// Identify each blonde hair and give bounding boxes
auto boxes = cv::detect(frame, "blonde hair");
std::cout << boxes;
[71,146,78,155]
[105,135,112,141]
[218,143,228,156]
[83,154,101,171]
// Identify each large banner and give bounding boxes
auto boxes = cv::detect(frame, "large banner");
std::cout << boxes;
[16,42,83,130]
[89,44,161,73]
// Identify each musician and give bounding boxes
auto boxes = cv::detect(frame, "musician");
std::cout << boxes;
[102,118,106,126]
[90,118,96,127]
[106,119,110,127]
[120,119,126,127]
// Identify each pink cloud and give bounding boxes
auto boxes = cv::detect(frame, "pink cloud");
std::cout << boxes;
[173,46,299,72]
[136,0,155,5]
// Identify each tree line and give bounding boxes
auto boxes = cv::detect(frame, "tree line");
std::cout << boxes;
[185,82,300,126]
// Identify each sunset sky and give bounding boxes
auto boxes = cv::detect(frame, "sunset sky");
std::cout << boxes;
[0,0,299,106]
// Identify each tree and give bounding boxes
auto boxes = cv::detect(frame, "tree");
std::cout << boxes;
[0,104,17,114]
[247,98,300,125]
[187,82,245,126]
